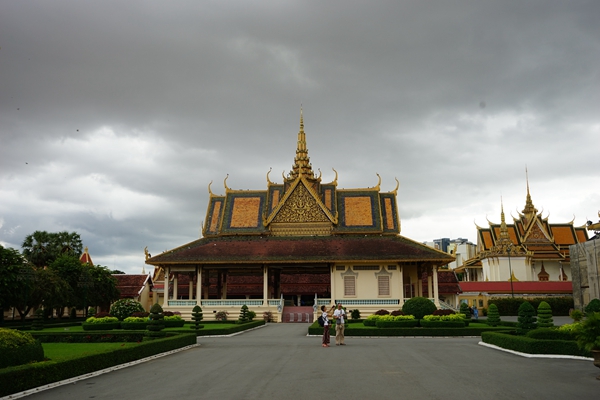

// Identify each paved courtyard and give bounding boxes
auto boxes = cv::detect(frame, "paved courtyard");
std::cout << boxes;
[18,323,599,400]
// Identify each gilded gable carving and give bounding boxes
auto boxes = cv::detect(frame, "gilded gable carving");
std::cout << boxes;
[272,183,329,223]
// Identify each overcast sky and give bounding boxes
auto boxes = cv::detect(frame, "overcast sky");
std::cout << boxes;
[1,1,599,274]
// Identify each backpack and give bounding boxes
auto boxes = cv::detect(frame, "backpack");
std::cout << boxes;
[317,315,325,327]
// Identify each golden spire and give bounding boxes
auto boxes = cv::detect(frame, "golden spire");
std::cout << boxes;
[499,197,511,243]
[522,167,538,216]
[288,106,316,181]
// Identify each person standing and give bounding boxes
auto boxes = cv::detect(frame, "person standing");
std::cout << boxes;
[333,303,347,346]
[321,305,334,347]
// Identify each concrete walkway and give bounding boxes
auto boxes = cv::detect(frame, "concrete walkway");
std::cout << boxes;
[16,323,599,400]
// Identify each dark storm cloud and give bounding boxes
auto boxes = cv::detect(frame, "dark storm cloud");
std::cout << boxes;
[1,1,599,272]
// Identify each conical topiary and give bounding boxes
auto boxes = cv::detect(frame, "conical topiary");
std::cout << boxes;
[584,299,600,315]
[486,304,501,327]
[191,305,204,330]
[31,309,45,331]
[516,301,537,333]
[238,304,249,324]
[145,303,166,340]
[537,301,554,328]
[459,302,471,321]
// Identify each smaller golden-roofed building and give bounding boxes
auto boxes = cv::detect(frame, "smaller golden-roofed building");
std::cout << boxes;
[457,177,588,308]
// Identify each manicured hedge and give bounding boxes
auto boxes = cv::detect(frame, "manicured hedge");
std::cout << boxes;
[120,322,148,330]
[419,320,465,328]
[0,333,197,397]
[308,322,510,337]
[481,331,590,357]
[171,320,265,336]
[0,342,44,369]
[82,322,121,331]
[526,328,576,341]
[30,332,145,343]
[376,320,419,328]
[488,297,573,316]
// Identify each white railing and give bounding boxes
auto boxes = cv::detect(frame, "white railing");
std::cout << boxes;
[168,300,198,306]
[334,299,401,305]
[200,300,264,307]
[438,300,459,311]
[317,299,332,306]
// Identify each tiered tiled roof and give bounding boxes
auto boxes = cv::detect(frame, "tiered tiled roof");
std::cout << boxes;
[113,274,152,299]
[148,235,454,265]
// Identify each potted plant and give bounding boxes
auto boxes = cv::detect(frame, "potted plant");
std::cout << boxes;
[575,312,600,379]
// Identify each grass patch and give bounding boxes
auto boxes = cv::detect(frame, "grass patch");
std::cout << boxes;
[42,342,139,362]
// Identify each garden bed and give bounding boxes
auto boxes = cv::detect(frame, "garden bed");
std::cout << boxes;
[308,321,511,336]
[481,331,591,358]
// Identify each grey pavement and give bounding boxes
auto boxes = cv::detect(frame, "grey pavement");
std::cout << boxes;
[18,323,599,400]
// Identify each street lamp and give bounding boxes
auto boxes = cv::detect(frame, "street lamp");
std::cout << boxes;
[507,243,514,298]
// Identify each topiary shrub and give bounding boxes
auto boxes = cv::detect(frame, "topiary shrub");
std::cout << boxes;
[110,299,145,321]
[584,299,600,315]
[374,309,390,315]
[402,297,437,319]
[247,310,256,321]
[486,304,501,327]
[390,310,405,316]
[351,309,361,319]
[459,303,471,320]
[238,305,249,324]
[537,301,554,328]
[576,312,600,352]
[569,309,584,322]
[0,328,44,369]
[144,303,166,340]
[191,305,204,330]
[31,309,45,331]
[517,301,537,334]
[215,311,228,321]
[433,309,455,316]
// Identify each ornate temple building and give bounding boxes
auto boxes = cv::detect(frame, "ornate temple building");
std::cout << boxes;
[456,180,589,308]
[146,111,455,321]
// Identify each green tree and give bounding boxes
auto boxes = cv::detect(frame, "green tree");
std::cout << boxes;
[536,301,554,328]
[87,265,119,313]
[22,231,82,268]
[486,303,501,327]
[110,299,145,321]
[584,299,600,314]
[0,245,29,321]
[48,254,83,316]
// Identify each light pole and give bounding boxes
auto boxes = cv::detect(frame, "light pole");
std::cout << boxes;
[507,243,514,298]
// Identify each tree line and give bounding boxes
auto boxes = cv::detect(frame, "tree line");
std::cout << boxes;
[0,231,121,322]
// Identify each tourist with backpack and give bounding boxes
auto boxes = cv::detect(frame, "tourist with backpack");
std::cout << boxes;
[319,304,334,347]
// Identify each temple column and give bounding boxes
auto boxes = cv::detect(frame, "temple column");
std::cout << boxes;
[164,266,170,306]
[433,266,440,307]
[196,266,202,304]
[263,265,269,302]
[173,273,178,300]
[427,270,433,300]
[189,273,194,300]
[203,269,210,299]
[222,270,228,299]
[330,264,336,303]
[398,265,404,306]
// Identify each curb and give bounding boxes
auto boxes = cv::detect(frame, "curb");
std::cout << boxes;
[478,341,593,361]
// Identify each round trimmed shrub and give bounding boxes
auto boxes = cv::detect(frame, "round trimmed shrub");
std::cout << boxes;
[390,310,405,316]
[0,328,44,369]
[144,303,166,340]
[374,309,390,316]
[191,305,204,330]
[402,297,437,319]
[110,299,145,321]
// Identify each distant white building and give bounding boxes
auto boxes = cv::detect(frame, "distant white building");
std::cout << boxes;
[423,238,477,272]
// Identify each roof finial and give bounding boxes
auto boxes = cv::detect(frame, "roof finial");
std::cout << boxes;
[287,106,317,182]
[522,166,538,216]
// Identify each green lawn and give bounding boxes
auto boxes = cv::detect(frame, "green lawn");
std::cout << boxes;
[42,342,140,362]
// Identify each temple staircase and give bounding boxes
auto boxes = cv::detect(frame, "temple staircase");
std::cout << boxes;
[282,306,314,323]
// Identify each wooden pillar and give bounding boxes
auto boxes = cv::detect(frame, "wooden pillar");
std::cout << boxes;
[217,272,222,299]
[189,273,194,300]
[427,270,433,300]
[203,269,210,299]
[222,270,228,299]
[164,266,170,306]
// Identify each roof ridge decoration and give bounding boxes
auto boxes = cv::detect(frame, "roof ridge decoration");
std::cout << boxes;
[286,107,320,183]
[481,198,529,258]
[522,167,538,218]
[265,176,337,228]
